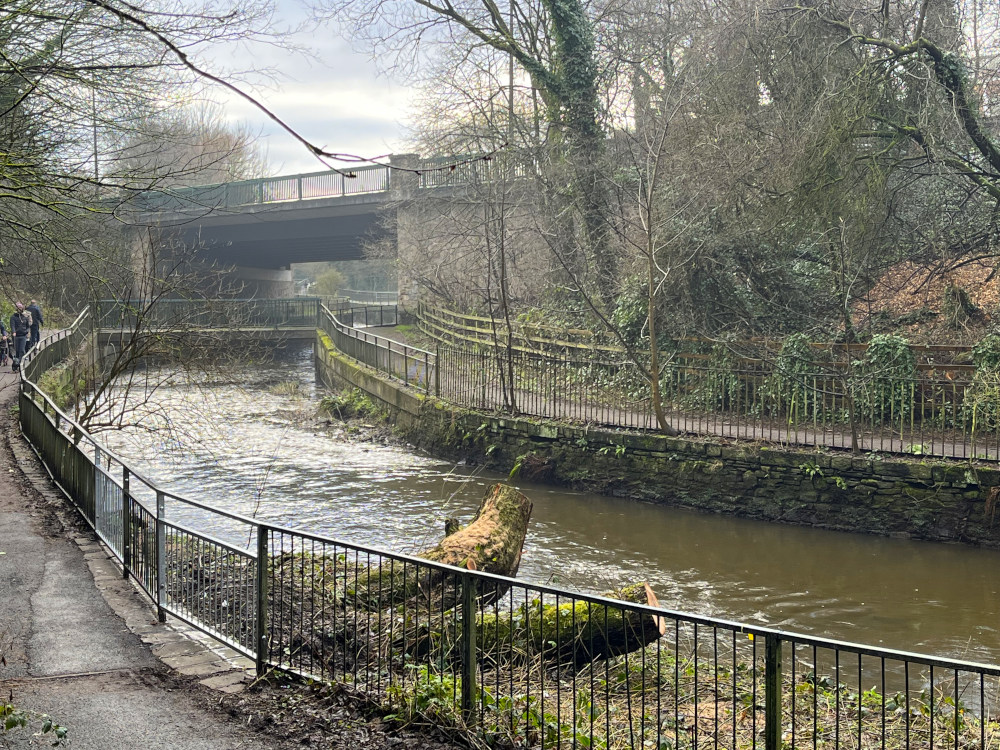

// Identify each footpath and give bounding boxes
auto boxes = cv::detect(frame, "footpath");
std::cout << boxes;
[0,370,272,750]
[0,368,468,750]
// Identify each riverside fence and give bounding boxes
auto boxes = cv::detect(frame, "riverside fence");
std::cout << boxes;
[87,297,1000,461]
[323,305,1000,461]
[20,305,1000,749]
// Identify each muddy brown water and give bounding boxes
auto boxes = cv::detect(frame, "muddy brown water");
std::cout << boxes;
[96,347,1000,667]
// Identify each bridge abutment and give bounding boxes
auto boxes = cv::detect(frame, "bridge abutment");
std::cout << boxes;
[388,154,423,312]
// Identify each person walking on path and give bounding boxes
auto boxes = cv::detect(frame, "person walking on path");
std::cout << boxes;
[26,299,42,350]
[9,302,30,372]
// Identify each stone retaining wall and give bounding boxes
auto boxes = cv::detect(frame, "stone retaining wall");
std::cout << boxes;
[316,333,1000,547]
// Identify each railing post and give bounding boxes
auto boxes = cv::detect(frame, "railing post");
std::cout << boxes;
[297,175,303,201]
[765,633,782,750]
[435,344,441,397]
[155,490,167,623]
[256,525,270,675]
[122,467,132,580]
[460,572,477,725]
[93,446,102,531]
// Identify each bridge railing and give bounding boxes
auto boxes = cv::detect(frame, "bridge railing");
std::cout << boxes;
[16,308,1000,750]
[338,289,399,305]
[96,298,321,331]
[128,164,392,211]
[130,152,543,211]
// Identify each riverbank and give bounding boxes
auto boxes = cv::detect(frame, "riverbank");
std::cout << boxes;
[316,329,1000,548]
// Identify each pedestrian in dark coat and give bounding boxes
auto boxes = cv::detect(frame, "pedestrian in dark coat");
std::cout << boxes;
[26,299,42,350]
[9,302,30,371]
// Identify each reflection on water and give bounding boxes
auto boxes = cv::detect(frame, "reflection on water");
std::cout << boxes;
[99,346,1000,665]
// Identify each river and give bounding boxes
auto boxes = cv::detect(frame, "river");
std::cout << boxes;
[96,345,1000,667]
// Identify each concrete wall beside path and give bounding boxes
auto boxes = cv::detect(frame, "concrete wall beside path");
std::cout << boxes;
[315,333,1000,548]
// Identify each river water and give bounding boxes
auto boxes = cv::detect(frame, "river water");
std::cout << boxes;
[97,346,1000,666]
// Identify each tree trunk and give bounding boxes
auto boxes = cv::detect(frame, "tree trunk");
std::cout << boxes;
[353,482,533,608]
[404,582,666,669]
[478,581,666,667]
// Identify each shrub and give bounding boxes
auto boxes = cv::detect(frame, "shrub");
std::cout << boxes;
[853,334,917,425]
[318,389,385,420]
[760,332,822,420]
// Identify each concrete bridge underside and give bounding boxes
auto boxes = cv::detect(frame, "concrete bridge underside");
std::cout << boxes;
[153,198,394,297]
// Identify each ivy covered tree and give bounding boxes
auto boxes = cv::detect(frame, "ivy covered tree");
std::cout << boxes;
[314,0,619,306]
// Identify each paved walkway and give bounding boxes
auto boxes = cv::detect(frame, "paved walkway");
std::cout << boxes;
[0,369,274,749]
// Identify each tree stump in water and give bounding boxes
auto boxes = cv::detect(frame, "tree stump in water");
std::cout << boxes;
[354,482,533,608]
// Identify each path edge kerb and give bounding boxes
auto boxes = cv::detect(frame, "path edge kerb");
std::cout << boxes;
[4,385,255,695]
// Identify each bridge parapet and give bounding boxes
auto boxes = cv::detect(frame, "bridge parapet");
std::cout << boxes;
[129,151,538,213]
[129,164,392,213]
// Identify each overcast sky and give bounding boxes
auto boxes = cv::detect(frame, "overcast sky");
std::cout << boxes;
[206,2,416,176]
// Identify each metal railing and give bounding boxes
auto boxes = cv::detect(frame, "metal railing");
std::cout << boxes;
[325,303,399,328]
[128,165,392,211]
[320,305,433,392]
[439,347,1000,459]
[96,297,321,331]
[128,152,542,212]
[323,303,1000,460]
[17,308,1000,750]
[89,297,1000,461]
[339,289,399,305]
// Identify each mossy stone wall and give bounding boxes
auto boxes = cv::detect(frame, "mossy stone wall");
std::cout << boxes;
[316,334,1000,547]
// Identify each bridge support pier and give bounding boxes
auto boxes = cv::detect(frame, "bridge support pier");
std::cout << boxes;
[227,265,295,298]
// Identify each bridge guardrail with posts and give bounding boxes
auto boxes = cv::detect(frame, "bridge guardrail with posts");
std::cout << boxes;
[96,297,322,331]
[16,307,1000,750]
[128,165,392,211]
[129,152,543,212]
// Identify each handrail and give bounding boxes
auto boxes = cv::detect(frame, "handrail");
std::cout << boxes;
[319,304,436,394]
[16,304,1000,750]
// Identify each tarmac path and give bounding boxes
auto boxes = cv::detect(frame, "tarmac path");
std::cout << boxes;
[0,367,276,750]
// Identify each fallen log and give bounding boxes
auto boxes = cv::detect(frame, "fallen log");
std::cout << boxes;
[351,482,533,609]
[268,484,664,669]
[404,581,666,668]
[482,581,667,666]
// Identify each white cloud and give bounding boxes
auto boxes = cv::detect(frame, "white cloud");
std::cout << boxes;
[199,1,417,175]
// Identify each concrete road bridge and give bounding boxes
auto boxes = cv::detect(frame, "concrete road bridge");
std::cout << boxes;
[126,154,509,297]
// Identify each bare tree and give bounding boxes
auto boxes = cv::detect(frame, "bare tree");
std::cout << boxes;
[316,0,622,306]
